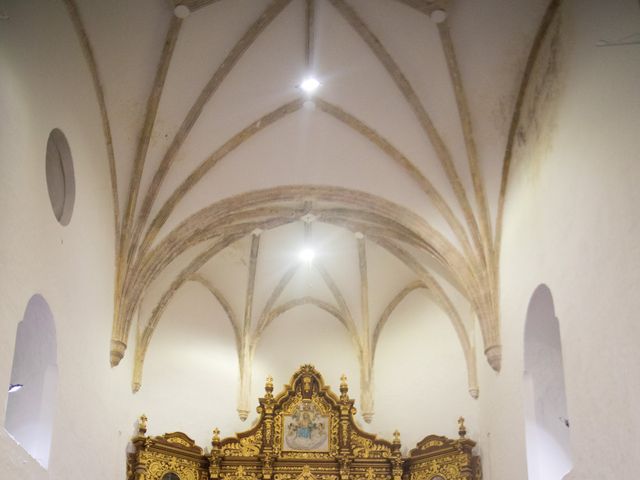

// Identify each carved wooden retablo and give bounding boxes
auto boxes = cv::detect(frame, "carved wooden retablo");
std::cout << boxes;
[128,365,481,480]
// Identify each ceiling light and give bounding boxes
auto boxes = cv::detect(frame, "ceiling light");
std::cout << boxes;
[299,247,315,263]
[8,384,23,393]
[299,77,320,94]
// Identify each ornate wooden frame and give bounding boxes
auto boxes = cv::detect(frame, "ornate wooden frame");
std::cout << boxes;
[128,365,481,480]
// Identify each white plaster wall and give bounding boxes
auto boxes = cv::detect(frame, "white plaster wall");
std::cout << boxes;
[131,282,241,448]
[477,0,640,478]
[0,1,129,478]
[372,291,478,451]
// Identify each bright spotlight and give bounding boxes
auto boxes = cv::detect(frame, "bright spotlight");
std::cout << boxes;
[299,247,316,263]
[299,77,321,93]
[8,384,23,393]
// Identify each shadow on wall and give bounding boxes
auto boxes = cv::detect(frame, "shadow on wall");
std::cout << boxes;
[3,294,58,468]
[523,284,572,480]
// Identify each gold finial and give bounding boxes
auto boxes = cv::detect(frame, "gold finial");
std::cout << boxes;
[138,414,148,435]
[265,375,274,398]
[340,374,349,400]
[457,416,467,438]
[212,427,220,444]
[302,376,312,392]
[393,430,401,445]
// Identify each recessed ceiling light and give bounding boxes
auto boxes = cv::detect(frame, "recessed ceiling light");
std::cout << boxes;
[299,247,316,263]
[300,77,321,94]
[8,384,23,393]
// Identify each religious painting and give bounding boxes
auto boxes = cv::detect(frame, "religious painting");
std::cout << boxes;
[282,401,329,451]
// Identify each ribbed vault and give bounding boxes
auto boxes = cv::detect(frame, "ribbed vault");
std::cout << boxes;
[60,0,560,421]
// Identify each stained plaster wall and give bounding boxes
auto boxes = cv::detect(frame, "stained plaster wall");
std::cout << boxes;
[0,1,131,478]
[476,0,640,478]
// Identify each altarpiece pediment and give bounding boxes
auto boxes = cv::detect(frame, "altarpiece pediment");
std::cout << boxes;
[128,365,481,480]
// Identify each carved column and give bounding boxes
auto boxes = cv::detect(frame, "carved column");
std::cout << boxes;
[209,428,221,480]
[260,375,276,480]
[391,431,404,480]
[338,375,354,480]
[130,414,149,480]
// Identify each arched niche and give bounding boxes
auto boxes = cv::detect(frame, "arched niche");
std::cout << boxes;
[161,473,180,480]
[523,284,572,480]
[4,294,58,468]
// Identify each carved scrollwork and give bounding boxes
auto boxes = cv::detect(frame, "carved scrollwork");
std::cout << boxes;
[350,467,390,480]
[221,466,258,480]
[350,433,391,459]
[408,453,471,480]
[222,430,263,456]
[142,451,200,480]
[274,469,338,480]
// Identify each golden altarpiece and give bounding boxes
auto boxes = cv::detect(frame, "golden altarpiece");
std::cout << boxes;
[128,366,481,480]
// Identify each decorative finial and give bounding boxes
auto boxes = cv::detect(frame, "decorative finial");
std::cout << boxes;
[302,376,312,393]
[265,375,274,398]
[340,374,349,400]
[458,416,467,438]
[393,430,401,445]
[212,427,220,445]
[138,414,148,435]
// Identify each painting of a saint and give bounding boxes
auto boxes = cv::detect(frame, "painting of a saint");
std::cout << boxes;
[283,402,329,451]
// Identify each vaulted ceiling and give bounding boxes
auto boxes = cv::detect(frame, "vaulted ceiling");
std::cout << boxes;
[62,0,556,421]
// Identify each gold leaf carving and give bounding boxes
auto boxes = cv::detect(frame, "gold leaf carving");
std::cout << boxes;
[141,451,199,480]
[222,466,258,480]
[223,430,263,456]
[424,440,444,448]
[350,432,391,459]
[167,437,191,447]
[409,452,470,480]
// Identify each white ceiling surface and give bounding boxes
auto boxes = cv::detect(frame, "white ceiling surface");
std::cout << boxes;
[77,0,548,409]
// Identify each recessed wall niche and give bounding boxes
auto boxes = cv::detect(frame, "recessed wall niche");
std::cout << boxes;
[4,294,58,468]
[523,284,572,480]
[45,128,75,225]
